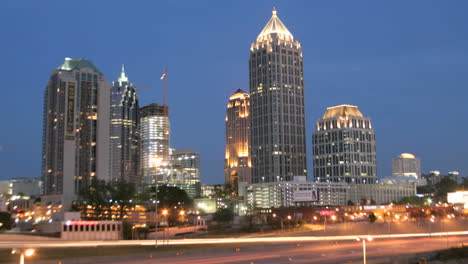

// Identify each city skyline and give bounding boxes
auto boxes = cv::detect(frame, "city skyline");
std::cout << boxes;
[1,1,468,184]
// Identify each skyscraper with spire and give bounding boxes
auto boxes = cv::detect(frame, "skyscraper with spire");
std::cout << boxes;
[42,58,111,209]
[110,65,140,184]
[249,9,307,183]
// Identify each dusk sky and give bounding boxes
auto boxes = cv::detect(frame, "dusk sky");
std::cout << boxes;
[1,1,467,184]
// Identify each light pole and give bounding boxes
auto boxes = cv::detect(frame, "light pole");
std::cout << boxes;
[162,209,168,245]
[356,236,373,264]
[12,249,35,264]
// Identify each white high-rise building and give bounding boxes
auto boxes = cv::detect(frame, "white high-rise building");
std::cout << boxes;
[42,58,111,209]
[139,104,170,184]
[392,153,421,178]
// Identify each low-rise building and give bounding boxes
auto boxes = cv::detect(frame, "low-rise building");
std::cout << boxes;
[347,182,415,205]
[245,181,348,208]
[244,180,416,208]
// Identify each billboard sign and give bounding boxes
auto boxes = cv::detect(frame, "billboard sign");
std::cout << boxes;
[293,189,318,202]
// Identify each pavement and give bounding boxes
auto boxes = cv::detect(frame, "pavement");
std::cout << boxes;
[5,236,468,264]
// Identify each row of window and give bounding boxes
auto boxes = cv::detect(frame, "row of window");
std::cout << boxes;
[63,223,121,232]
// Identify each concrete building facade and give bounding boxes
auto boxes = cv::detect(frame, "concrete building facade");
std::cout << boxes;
[392,153,421,178]
[41,58,111,208]
[224,89,251,193]
[313,105,377,184]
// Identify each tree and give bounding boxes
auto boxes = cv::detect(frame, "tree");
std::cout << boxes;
[108,180,136,218]
[0,212,13,230]
[434,177,458,202]
[78,177,111,207]
[396,196,427,206]
[157,185,192,209]
[369,212,377,223]
[213,208,234,225]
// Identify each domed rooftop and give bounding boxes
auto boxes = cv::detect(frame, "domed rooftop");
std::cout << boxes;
[399,153,416,159]
[57,57,102,75]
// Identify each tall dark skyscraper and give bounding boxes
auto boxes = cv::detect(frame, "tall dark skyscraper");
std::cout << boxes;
[110,66,140,184]
[42,58,111,208]
[312,105,377,184]
[249,9,307,183]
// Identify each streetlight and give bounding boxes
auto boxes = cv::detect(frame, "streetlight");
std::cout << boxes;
[356,237,373,264]
[162,209,168,245]
[12,248,35,264]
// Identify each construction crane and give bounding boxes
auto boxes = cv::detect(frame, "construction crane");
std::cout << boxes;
[160,68,168,107]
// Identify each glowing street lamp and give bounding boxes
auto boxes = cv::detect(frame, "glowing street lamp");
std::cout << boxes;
[12,248,35,264]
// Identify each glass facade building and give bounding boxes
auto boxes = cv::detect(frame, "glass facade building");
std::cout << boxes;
[110,66,140,183]
[312,105,377,184]
[249,9,307,184]
[139,104,170,184]
[168,149,201,198]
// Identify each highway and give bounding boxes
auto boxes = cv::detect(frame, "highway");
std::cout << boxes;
[5,235,467,264]
[1,231,467,249]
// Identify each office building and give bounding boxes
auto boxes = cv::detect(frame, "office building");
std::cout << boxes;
[245,181,348,208]
[422,170,461,185]
[110,65,140,183]
[10,177,43,197]
[168,149,201,198]
[249,9,307,183]
[139,104,170,184]
[312,105,377,184]
[42,58,111,209]
[224,89,251,193]
[392,153,421,178]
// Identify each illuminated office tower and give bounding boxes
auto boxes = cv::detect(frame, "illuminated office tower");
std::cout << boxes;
[109,65,140,183]
[42,58,111,208]
[392,153,421,178]
[139,104,170,184]
[169,149,201,198]
[312,105,377,184]
[249,9,307,183]
[224,89,251,193]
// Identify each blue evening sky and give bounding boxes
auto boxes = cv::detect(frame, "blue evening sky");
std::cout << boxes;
[1,1,467,184]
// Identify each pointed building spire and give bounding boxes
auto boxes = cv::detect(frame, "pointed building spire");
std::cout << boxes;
[256,8,294,43]
[118,64,129,85]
